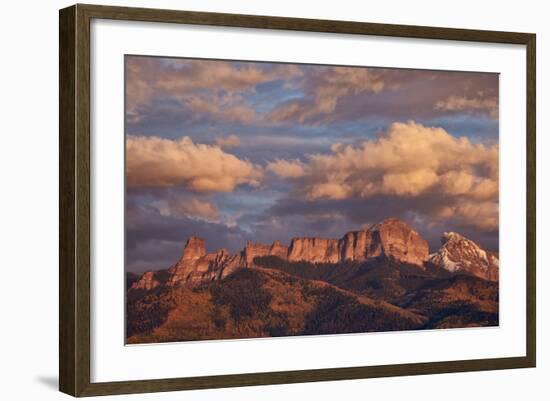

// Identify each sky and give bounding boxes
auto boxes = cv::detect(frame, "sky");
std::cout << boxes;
[125,55,499,273]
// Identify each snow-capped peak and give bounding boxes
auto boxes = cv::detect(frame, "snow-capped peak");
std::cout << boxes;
[429,231,498,281]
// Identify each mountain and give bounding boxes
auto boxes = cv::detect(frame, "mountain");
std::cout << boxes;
[125,271,141,290]
[251,255,454,301]
[288,218,429,266]
[166,237,241,286]
[393,274,499,329]
[131,218,433,290]
[428,232,499,281]
[127,267,427,343]
[127,218,499,343]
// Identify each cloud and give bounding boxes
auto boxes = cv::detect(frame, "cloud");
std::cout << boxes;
[382,168,439,196]
[183,93,256,123]
[126,57,268,111]
[126,202,251,272]
[266,159,307,178]
[435,200,498,231]
[126,56,302,125]
[266,68,499,126]
[152,196,219,221]
[215,134,241,148]
[267,121,498,230]
[126,135,262,191]
[435,95,498,119]
[241,190,498,251]
[126,55,500,137]
[258,191,498,249]
[267,66,388,124]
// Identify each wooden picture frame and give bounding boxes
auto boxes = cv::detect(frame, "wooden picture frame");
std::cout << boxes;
[59,3,536,397]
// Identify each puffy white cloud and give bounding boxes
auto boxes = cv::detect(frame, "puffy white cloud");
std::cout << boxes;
[126,135,262,192]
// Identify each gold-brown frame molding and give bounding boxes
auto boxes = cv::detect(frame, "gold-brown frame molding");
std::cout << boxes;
[59,3,536,397]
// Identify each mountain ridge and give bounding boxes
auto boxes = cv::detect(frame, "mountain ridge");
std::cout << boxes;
[127,218,499,343]
[131,218,498,290]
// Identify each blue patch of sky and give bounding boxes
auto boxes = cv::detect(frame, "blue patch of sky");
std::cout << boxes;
[212,186,286,231]
[158,58,192,70]
[128,101,394,165]
[214,187,283,211]
[247,80,305,114]
[127,79,497,168]
[422,115,498,144]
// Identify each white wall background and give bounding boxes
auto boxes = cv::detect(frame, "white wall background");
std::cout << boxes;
[0,1,546,400]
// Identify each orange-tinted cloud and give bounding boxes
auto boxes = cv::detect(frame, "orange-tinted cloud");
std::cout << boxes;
[265,68,498,126]
[267,66,389,124]
[126,135,262,192]
[435,94,498,119]
[266,159,307,178]
[152,196,219,221]
[435,201,498,231]
[268,121,498,230]
[126,57,302,124]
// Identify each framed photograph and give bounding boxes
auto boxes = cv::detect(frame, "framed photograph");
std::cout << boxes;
[59,4,536,397]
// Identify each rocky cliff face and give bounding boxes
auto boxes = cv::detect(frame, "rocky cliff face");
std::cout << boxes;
[367,218,430,266]
[130,271,161,291]
[269,240,288,259]
[130,218,496,289]
[288,237,340,263]
[241,240,289,267]
[285,219,429,265]
[242,242,272,266]
[180,236,207,261]
[428,232,499,281]
[165,239,232,286]
[337,219,429,266]
[339,229,370,261]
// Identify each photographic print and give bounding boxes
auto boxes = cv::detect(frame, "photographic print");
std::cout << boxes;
[125,56,499,344]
